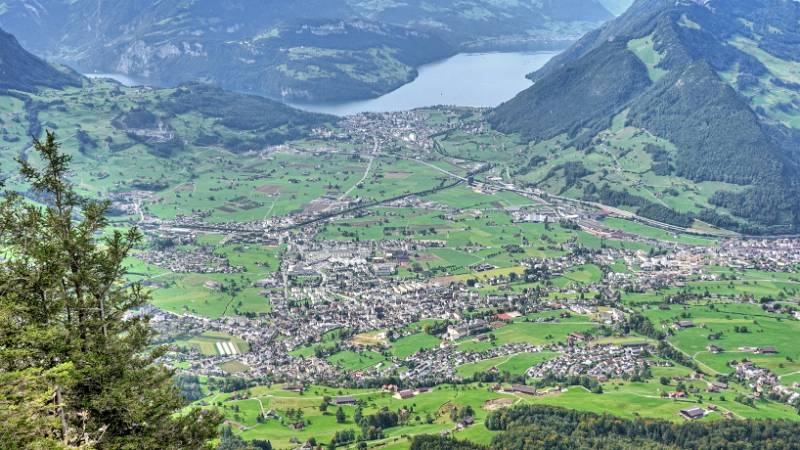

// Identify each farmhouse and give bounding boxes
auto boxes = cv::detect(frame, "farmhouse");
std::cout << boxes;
[568,332,588,342]
[708,381,729,393]
[755,347,778,354]
[496,311,522,321]
[394,389,415,400]
[680,407,706,420]
[457,416,475,429]
[333,395,357,405]
[673,320,694,330]
[510,384,537,396]
[470,263,495,272]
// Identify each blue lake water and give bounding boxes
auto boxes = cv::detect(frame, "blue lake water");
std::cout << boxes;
[288,51,558,116]
[85,73,145,86]
[84,51,558,116]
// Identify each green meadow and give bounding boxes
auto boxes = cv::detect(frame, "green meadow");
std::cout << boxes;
[455,351,560,378]
[390,333,442,359]
[642,303,800,375]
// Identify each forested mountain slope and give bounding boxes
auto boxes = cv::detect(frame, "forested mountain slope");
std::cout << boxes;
[0,28,82,92]
[0,0,614,102]
[490,0,800,234]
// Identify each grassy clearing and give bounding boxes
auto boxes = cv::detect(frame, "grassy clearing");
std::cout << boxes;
[327,350,387,371]
[219,360,250,373]
[174,331,249,356]
[455,351,560,378]
[149,272,270,319]
[390,333,441,359]
[642,303,800,375]
[456,321,598,352]
[628,34,668,82]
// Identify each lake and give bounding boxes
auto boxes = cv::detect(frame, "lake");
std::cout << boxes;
[85,73,146,86]
[83,51,558,116]
[288,51,558,116]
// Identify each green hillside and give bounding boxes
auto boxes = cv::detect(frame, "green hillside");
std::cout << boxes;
[0,79,333,198]
[489,0,800,234]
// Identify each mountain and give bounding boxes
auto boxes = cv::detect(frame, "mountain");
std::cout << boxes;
[0,27,331,166]
[489,0,800,234]
[349,0,614,51]
[97,19,454,103]
[0,0,614,102]
[0,28,81,92]
[598,0,636,15]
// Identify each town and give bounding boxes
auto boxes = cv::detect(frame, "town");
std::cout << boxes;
[109,108,800,447]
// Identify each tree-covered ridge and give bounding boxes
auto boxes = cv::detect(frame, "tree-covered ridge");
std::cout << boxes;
[409,435,486,450]
[1,1,453,102]
[490,0,800,233]
[487,41,651,142]
[0,28,82,92]
[0,132,222,449]
[158,83,334,147]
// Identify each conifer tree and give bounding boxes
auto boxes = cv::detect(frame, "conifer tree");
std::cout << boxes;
[0,132,222,449]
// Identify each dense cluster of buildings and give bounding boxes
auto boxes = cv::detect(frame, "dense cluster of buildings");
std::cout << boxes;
[402,343,539,382]
[139,247,245,273]
[111,108,800,400]
[526,344,650,381]
[735,362,800,406]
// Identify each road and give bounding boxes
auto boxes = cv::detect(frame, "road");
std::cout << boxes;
[339,155,374,201]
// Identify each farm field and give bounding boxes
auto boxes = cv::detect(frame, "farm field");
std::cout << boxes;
[455,351,560,378]
[601,217,719,246]
[190,383,505,447]
[390,333,442,359]
[148,272,272,318]
[641,302,800,375]
[455,321,598,352]
[327,350,388,371]
[173,331,250,356]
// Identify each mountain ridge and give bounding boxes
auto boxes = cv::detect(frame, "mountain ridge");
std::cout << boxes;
[0,27,82,92]
[490,0,800,233]
[0,0,615,102]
